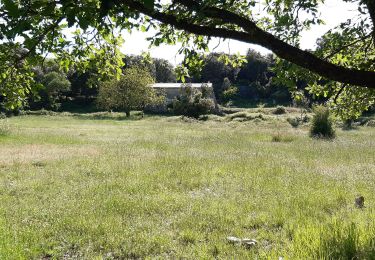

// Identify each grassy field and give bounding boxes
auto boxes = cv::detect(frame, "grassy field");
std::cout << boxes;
[0,111,374,259]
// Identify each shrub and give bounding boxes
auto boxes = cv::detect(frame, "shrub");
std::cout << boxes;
[220,78,238,104]
[273,106,287,115]
[171,84,215,118]
[310,105,335,139]
[287,117,300,128]
[222,86,238,103]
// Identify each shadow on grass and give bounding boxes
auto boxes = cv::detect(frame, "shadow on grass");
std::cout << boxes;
[72,112,138,121]
[20,109,177,121]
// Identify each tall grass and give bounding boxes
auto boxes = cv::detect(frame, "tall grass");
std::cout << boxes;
[0,119,10,136]
[310,105,335,139]
[290,220,375,259]
[0,114,374,258]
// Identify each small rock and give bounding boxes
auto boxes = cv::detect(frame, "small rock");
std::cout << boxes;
[227,236,241,244]
[242,238,257,248]
[355,196,365,208]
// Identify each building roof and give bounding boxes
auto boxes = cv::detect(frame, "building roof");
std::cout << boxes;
[151,83,212,88]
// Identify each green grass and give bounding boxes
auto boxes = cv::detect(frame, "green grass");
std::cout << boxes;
[0,112,374,259]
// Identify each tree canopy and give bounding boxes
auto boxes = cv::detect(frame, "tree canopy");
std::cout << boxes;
[0,0,374,117]
[96,66,159,116]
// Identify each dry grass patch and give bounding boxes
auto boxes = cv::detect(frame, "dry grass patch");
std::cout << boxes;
[0,144,99,165]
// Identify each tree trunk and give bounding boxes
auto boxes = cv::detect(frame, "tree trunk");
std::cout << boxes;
[125,110,130,117]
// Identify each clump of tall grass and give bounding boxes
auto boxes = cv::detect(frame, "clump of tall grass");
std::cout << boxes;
[366,119,375,127]
[273,106,287,115]
[226,111,265,122]
[0,119,11,136]
[310,105,335,139]
[271,132,295,143]
[289,220,375,259]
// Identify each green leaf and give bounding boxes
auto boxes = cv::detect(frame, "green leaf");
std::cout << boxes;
[143,0,154,9]
[3,0,19,17]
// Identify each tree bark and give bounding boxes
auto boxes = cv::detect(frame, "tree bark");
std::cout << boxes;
[117,0,375,90]
[364,0,375,44]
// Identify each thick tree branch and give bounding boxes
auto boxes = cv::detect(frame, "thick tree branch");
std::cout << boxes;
[117,0,375,90]
[323,33,372,60]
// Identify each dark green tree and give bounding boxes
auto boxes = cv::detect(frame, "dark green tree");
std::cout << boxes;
[154,58,176,83]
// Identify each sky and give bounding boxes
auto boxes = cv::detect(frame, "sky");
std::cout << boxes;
[120,0,358,65]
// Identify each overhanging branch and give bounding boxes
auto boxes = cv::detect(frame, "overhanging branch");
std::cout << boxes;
[117,0,375,89]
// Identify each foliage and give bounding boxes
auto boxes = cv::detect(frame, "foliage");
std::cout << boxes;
[0,0,374,118]
[222,86,238,104]
[96,67,162,116]
[0,43,37,109]
[171,84,215,118]
[220,77,238,103]
[190,53,240,98]
[154,58,176,83]
[40,71,71,111]
[310,105,335,139]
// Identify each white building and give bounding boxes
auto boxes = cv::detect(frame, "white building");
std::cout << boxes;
[151,83,215,102]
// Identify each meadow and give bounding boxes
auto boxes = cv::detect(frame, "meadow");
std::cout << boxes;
[0,110,374,259]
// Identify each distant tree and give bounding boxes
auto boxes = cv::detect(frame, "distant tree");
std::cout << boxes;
[39,71,71,110]
[154,58,176,83]
[123,55,156,79]
[97,67,161,117]
[68,69,98,101]
[237,50,271,85]
[196,53,240,98]
[28,59,71,110]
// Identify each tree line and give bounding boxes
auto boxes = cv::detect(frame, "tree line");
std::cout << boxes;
[1,48,294,113]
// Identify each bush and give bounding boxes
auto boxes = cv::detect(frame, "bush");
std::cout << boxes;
[171,84,215,118]
[273,106,287,115]
[287,117,300,128]
[310,105,335,139]
[222,86,238,102]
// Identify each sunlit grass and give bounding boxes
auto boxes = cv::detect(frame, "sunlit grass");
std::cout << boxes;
[0,113,374,258]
